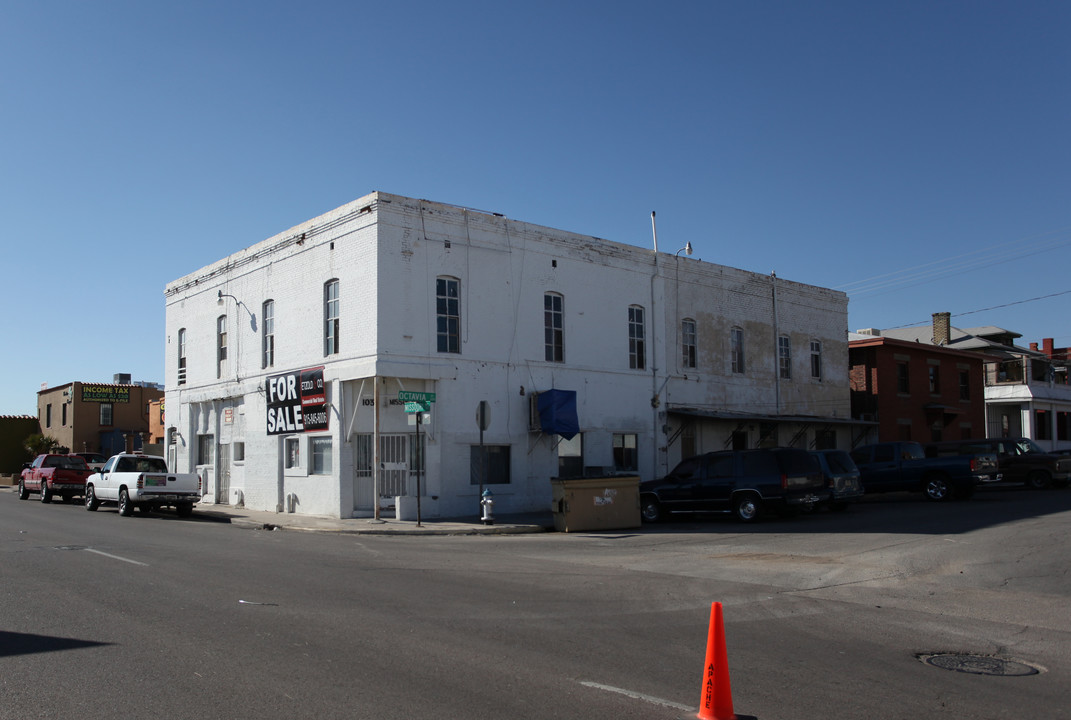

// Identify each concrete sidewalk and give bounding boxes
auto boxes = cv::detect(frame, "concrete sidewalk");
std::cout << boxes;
[193,504,556,535]
[0,484,554,535]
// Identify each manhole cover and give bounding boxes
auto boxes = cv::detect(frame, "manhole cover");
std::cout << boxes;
[918,653,1042,676]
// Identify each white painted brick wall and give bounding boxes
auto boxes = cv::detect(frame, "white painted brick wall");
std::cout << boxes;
[165,192,850,519]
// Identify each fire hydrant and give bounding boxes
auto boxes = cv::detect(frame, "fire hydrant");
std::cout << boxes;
[480,488,495,525]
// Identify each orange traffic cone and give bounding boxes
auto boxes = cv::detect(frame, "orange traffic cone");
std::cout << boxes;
[697,602,736,720]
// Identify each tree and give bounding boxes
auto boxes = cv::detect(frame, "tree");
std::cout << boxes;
[23,433,58,459]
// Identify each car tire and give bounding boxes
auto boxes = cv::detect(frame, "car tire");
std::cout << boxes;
[1026,470,1051,490]
[830,502,849,512]
[175,503,194,518]
[733,493,761,523]
[40,483,52,504]
[85,485,100,512]
[640,496,663,523]
[924,475,951,502]
[118,488,133,517]
[17,480,29,500]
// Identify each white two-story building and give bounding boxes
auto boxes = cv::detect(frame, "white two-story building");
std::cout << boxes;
[164,192,853,519]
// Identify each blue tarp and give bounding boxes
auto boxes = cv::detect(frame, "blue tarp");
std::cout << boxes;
[537,389,579,440]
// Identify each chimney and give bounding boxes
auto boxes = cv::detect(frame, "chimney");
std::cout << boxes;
[932,312,951,346]
[1030,343,1039,351]
[1043,338,1055,357]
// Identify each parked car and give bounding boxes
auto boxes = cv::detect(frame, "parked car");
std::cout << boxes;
[850,441,999,501]
[18,454,94,503]
[925,438,1071,489]
[810,449,864,511]
[639,447,825,523]
[85,453,202,517]
[73,452,108,471]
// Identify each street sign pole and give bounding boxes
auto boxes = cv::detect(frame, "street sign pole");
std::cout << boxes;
[415,412,422,527]
[476,401,490,519]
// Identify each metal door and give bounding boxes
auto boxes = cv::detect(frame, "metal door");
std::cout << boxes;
[217,444,231,504]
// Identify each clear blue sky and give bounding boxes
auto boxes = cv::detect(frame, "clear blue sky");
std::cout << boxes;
[2,0,1068,415]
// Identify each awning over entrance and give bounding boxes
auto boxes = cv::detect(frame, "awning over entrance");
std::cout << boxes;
[537,389,579,439]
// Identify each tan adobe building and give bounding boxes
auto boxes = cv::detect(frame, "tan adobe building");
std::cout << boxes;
[37,377,164,458]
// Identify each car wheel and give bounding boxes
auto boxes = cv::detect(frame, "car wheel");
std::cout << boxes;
[85,485,100,512]
[640,496,663,523]
[118,488,133,517]
[733,493,761,522]
[1026,470,1051,490]
[175,503,194,518]
[40,483,52,504]
[924,475,951,502]
[17,480,29,500]
[830,502,849,512]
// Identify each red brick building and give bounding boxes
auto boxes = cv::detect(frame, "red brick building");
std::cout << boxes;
[849,333,992,444]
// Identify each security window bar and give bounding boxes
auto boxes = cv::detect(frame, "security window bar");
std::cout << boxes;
[628,306,645,370]
[436,277,460,354]
[324,280,340,356]
[544,293,564,362]
[682,319,697,369]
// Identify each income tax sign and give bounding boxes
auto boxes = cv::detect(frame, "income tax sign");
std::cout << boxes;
[266,366,328,435]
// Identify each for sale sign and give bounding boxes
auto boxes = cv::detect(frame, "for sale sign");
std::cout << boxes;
[266,366,328,435]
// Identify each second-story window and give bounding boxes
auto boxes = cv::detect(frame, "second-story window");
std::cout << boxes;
[437,277,460,353]
[682,318,697,369]
[216,315,228,379]
[324,280,339,356]
[628,305,645,370]
[959,369,970,401]
[731,326,745,374]
[897,362,910,394]
[810,340,822,380]
[177,328,187,385]
[928,364,940,394]
[778,335,792,379]
[544,293,564,362]
[262,300,275,369]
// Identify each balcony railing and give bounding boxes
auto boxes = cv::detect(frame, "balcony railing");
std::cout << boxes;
[985,358,1069,387]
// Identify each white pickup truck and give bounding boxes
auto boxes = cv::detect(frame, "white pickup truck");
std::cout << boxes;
[85,453,202,517]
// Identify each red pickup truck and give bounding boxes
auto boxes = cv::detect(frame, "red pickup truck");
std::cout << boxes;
[19,454,94,504]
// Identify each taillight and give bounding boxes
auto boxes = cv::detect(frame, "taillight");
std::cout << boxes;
[136,473,144,490]
[781,473,787,489]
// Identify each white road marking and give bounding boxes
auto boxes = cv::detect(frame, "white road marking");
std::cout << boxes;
[579,681,694,712]
[84,548,148,566]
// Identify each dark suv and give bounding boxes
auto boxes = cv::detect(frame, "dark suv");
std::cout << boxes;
[925,437,1071,489]
[639,448,825,523]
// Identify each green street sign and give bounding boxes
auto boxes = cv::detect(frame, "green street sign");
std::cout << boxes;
[398,391,436,403]
[405,401,430,413]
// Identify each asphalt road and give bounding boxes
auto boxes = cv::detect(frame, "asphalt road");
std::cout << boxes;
[2,485,1069,720]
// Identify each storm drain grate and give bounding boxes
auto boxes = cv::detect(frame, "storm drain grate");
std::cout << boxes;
[917,653,1043,677]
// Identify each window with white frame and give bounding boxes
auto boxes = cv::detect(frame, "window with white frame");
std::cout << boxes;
[285,437,301,469]
[628,306,645,370]
[177,328,187,385]
[778,335,791,379]
[216,315,228,378]
[311,437,332,474]
[470,445,511,485]
[810,339,822,380]
[613,433,638,472]
[437,277,460,353]
[731,326,745,374]
[100,403,113,426]
[262,300,275,368]
[682,318,697,369]
[544,292,564,362]
[324,280,339,356]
